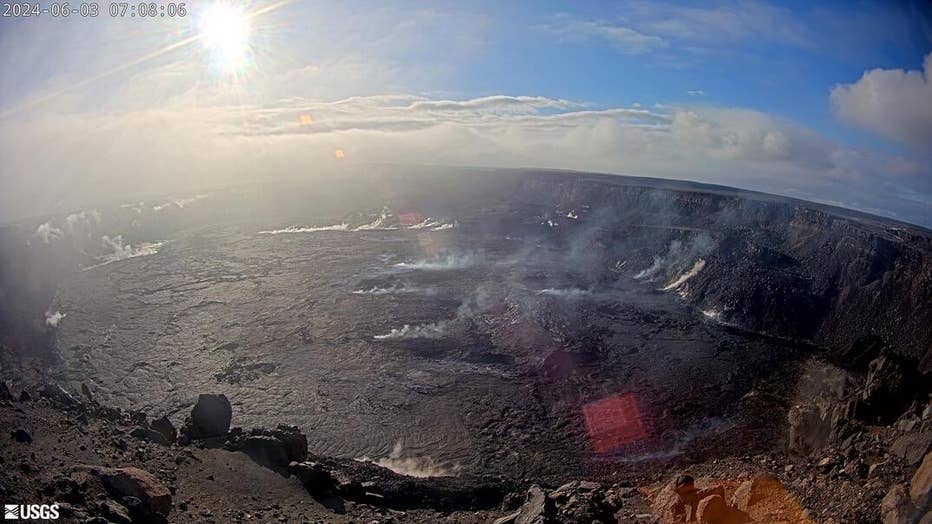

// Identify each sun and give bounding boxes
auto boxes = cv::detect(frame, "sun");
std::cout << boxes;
[200,2,251,74]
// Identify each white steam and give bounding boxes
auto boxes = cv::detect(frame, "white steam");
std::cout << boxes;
[352,284,435,295]
[538,287,591,297]
[34,221,64,244]
[407,218,442,229]
[152,193,209,211]
[65,209,101,232]
[393,252,478,271]
[373,321,449,340]
[258,223,350,234]
[634,234,716,281]
[354,208,398,231]
[45,310,65,327]
[85,235,164,269]
[373,289,491,341]
[357,440,460,478]
[661,259,706,291]
[407,218,456,231]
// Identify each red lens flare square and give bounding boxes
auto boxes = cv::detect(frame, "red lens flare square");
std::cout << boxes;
[582,393,647,453]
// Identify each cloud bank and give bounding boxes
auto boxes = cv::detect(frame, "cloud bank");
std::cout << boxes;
[831,52,932,150]
[2,91,930,227]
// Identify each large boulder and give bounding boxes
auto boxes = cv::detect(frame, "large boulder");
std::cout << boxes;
[181,394,231,439]
[75,465,171,522]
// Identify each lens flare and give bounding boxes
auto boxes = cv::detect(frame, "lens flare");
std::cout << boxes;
[200,2,251,74]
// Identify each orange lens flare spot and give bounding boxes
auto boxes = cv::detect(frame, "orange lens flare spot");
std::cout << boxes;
[582,392,647,453]
[299,114,313,126]
[334,149,345,159]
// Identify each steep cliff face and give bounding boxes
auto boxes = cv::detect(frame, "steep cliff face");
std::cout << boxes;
[505,171,932,371]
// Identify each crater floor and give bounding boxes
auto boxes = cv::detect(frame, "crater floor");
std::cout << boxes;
[49,214,806,480]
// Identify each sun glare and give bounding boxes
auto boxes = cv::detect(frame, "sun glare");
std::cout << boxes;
[200,3,251,74]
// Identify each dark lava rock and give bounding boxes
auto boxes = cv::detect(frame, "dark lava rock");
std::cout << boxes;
[0,381,11,402]
[288,461,336,494]
[150,415,177,444]
[80,383,94,402]
[18,390,30,402]
[890,431,932,467]
[787,365,859,456]
[75,465,172,522]
[548,481,623,523]
[99,499,132,524]
[39,383,80,408]
[859,352,926,425]
[181,393,231,439]
[10,428,31,443]
[129,426,170,446]
[227,425,308,470]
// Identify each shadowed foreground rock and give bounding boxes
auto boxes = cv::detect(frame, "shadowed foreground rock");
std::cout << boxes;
[180,393,231,439]
[74,465,172,523]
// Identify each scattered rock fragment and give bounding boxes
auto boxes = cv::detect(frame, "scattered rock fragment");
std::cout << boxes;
[0,381,12,402]
[10,428,31,443]
[150,415,177,444]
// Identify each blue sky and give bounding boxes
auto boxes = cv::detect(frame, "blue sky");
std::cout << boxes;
[1,0,931,225]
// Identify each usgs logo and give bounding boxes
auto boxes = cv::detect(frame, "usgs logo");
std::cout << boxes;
[3,504,59,520]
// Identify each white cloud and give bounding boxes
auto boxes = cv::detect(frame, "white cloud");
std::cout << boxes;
[536,15,667,55]
[2,93,930,227]
[830,53,932,149]
[537,1,813,60]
